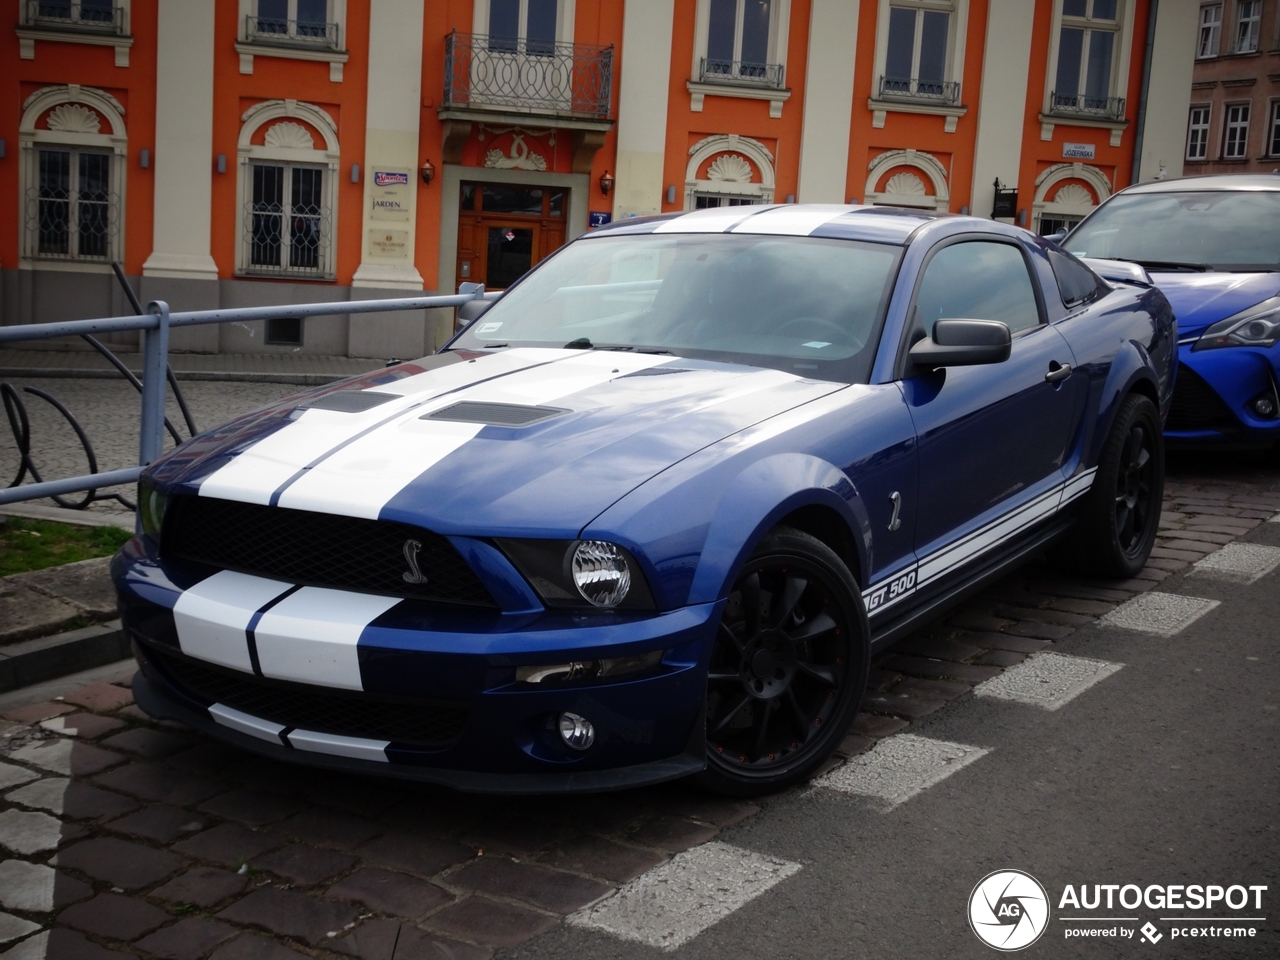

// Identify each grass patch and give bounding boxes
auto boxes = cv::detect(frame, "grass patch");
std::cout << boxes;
[0,516,131,577]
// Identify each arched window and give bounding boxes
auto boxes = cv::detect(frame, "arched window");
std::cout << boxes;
[236,100,340,279]
[684,134,776,209]
[19,85,127,264]
[1033,162,1111,236]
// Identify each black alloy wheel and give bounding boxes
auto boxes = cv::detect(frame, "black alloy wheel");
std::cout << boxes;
[696,527,868,797]
[1055,392,1164,579]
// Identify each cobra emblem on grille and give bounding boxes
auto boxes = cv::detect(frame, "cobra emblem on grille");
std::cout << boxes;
[401,539,427,584]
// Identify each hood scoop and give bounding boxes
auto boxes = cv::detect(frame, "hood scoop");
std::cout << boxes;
[424,401,568,426]
[300,390,399,413]
[617,367,694,378]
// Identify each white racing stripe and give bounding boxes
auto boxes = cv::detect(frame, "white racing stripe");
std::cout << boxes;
[253,587,401,690]
[287,729,391,762]
[209,703,286,743]
[728,204,852,236]
[652,206,768,233]
[171,571,292,673]
[568,841,801,951]
[276,349,673,518]
[918,486,1061,586]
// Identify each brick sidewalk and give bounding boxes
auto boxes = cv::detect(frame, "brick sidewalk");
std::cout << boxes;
[0,469,1275,960]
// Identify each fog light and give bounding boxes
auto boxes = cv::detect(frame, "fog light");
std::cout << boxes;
[558,712,595,750]
[1253,395,1277,418]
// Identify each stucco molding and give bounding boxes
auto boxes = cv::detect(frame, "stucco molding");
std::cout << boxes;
[865,149,949,210]
[684,134,777,208]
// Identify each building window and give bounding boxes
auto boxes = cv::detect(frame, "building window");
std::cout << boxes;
[694,194,758,208]
[699,0,782,85]
[246,0,338,48]
[1053,0,1123,117]
[1187,105,1211,160]
[1234,0,1260,53]
[1197,4,1222,58]
[246,163,327,275]
[882,1,956,101]
[1223,102,1250,158]
[1270,101,1280,157]
[487,0,557,53]
[28,0,122,32]
[30,148,113,259]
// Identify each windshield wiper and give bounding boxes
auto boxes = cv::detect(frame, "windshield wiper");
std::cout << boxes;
[564,337,593,349]
[482,342,508,349]
[1115,257,1211,273]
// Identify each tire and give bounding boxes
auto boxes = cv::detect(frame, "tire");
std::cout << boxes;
[1057,393,1164,579]
[694,526,869,797]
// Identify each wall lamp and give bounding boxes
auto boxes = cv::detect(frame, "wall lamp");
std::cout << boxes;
[599,169,615,196]
[420,158,435,185]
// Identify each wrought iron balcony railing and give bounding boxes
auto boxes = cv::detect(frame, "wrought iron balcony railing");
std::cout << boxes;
[443,31,614,119]
[27,0,124,34]
[876,76,960,104]
[245,16,340,50]
[1049,91,1126,121]
[698,57,785,88]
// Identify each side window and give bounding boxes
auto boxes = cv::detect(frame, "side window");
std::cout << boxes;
[913,241,1042,336]
[1047,247,1105,308]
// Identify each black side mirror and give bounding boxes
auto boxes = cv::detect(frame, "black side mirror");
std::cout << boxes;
[909,319,1012,369]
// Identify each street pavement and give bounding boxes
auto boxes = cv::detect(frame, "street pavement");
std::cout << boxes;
[0,362,1276,959]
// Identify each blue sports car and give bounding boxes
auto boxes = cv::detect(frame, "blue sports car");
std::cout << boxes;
[115,205,1175,796]
[1064,174,1280,445]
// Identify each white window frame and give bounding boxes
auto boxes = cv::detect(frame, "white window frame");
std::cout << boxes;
[697,0,785,82]
[1187,104,1211,160]
[18,85,127,271]
[1041,0,1136,145]
[1269,100,1280,158]
[472,0,577,46]
[876,0,961,95]
[1222,101,1250,159]
[236,0,348,80]
[867,0,969,131]
[1234,0,1261,53]
[1197,4,1222,58]
[688,0,793,115]
[235,100,340,281]
[16,0,133,65]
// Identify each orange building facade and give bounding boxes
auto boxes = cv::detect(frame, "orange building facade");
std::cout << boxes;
[2,0,1198,357]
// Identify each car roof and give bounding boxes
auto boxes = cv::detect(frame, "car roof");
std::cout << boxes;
[1119,173,1280,195]
[587,204,944,245]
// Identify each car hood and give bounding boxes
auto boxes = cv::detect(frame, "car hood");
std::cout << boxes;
[1148,271,1280,338]
[153,347,846,538]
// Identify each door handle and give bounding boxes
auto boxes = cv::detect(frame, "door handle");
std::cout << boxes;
[1045,362,1073,383]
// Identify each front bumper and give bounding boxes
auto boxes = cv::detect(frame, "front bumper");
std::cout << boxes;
[115,539,718,794]
[1166,342,1280,443]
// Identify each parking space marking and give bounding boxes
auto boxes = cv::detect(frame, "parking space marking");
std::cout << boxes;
[815,734,990,809]
[566,841,801,951]
[1098,592,1220,636]
[973,652,1123,711]
[1190,542,1280,583]
[1269,512,1280,523]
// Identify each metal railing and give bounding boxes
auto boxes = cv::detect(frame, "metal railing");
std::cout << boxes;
[877,76,960,104]
[244,15,340,49]
[26,0,124,33]
[443,31,613,119]
[1049,91,1126,120]
[0,288,495,511]
[698,58,785,88]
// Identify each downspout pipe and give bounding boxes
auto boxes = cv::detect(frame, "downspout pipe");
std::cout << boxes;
[1130,0,1160,185]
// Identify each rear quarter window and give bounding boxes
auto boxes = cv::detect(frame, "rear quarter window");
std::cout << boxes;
[1047,248,1107,308]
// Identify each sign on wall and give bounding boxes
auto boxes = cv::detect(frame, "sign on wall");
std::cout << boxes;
[589,211,612,228]
[371,169,412,223]
[1062,143,1096,160]
[368,230,410,260]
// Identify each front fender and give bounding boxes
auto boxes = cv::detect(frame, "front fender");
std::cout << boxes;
[1092,339,1163,463]
[685,454,868,605]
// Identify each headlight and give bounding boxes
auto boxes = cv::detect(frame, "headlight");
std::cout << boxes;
[137,478,167,537]
[497,538,655,610]
[1193,296,1280,350]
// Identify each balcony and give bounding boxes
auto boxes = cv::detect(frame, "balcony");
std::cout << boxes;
[244,15,340,51]
[1048,91,1126,121]
[877,76,960,105]
[698,57,785,89]
[442,31,614,120]
[25,0,123,34]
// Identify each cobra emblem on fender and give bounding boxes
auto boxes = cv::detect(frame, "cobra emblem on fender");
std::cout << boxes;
[402,539,427,584]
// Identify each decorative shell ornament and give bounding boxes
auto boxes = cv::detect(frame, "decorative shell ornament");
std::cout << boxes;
[46,104,101,135]
[483,134,548,171]
[1052,183,1094,207]
[884,172,926,196]
[264,121,316,150]
[706,153,754,182]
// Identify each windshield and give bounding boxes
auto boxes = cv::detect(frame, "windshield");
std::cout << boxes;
[1066,190,1280,272]
[449,233,902,383]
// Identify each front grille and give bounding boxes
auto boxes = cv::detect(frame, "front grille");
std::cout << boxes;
[1167,364,1237,432]
[162,497,495,607]
[145,642,469,748]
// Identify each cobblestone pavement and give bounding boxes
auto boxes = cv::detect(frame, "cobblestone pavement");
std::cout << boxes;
[0,443,1274,958]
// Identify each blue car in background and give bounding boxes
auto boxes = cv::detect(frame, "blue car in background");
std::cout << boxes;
[1065,174,1280,445]
[115,205,1175,796]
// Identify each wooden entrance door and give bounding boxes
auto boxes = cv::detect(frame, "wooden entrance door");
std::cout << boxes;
[456,182,567,291]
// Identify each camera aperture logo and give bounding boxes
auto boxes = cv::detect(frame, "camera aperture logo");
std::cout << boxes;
[969,870,1050,951]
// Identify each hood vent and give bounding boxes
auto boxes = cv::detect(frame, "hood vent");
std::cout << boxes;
[617,367,694,378]
[424,401,567,426]
[300,390,399,413]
